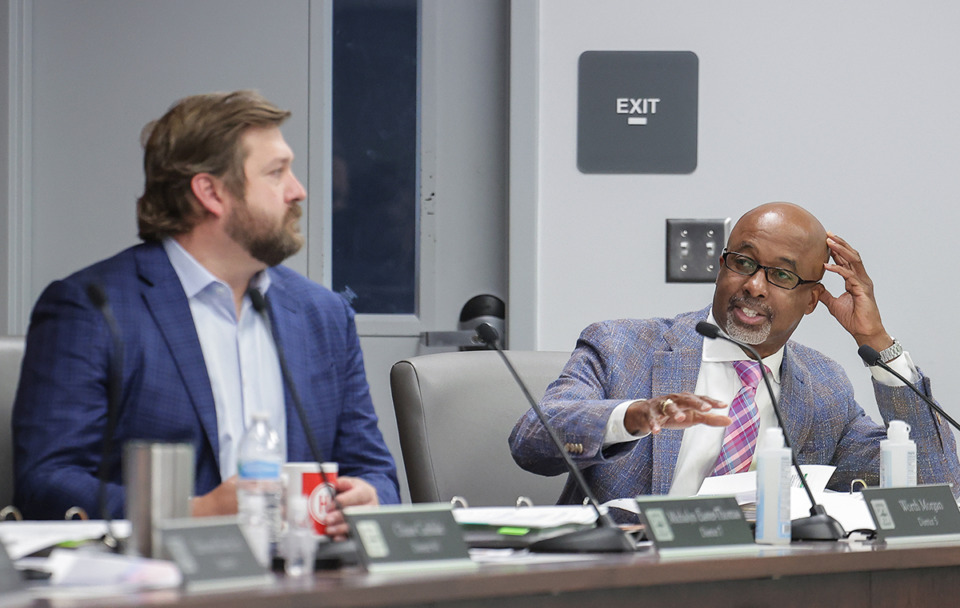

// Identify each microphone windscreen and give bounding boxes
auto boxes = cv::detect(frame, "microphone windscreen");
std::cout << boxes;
[247,288,268,313]
[475,322,500,345]
[695,321,722,339]
[86,283,108,309]
[858,344,882,366]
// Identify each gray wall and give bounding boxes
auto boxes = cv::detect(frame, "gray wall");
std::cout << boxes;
[18,0,312,332]
[0,2,9,330]
[512,0,960,426]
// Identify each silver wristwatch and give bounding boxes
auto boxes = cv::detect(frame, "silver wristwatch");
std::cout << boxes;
[877,338,903,363]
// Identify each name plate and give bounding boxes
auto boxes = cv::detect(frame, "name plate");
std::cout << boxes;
[0,540,24,595]
[157,516,272,591]
[862,484,960,544]
[344,503,475,572]
[635,495,756,555]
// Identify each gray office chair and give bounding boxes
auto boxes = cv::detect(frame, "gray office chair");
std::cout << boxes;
[0,336,25,511]
[390,350,570,507]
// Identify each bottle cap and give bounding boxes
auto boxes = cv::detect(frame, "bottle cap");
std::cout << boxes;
[887,419,912,442]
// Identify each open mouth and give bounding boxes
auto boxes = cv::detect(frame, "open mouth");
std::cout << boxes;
[730,301,772,327]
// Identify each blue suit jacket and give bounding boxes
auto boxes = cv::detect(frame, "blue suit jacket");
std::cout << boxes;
[13,242,399,519]
[509,308,960,504]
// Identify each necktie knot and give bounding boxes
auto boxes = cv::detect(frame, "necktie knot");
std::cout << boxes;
[733,359,764,390]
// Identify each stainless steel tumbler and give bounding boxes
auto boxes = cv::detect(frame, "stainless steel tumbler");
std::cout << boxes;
[124,441,194,557]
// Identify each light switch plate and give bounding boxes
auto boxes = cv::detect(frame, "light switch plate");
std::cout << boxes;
[665,218,730,283]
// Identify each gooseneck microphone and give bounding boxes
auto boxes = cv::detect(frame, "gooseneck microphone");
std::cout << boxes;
[475,323,635,553]
[858,344,960,433]
[246,289,340,513]
[696,321,845,541]
[85,283,124,551]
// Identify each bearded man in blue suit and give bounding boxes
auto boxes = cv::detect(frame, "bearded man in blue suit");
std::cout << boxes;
[510,203,960,505]
[13,91,399,533]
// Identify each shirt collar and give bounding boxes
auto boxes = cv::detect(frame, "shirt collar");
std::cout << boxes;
[702,309,783,383]
[162,237,271,299]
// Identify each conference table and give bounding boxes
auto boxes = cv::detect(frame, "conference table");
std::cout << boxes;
[18,538,960,607]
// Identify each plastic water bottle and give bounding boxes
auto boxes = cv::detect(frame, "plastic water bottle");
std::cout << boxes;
[237,413,284,566]
[755,427,791,545]
[880,420,917,487]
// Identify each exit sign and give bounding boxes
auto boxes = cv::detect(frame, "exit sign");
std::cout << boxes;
[577,51,699,174]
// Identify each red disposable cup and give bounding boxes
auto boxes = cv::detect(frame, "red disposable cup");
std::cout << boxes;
[284,462,339,535]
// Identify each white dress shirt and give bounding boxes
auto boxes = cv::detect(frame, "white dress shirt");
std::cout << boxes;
[163,239,286,480]
[603,310,918,496]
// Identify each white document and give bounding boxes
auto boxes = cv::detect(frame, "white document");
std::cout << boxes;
[695,465,875,532]
[0,520,131,560]
[696,464,837,501]
[601,498,644,515]
[452,505,599,528]
[46,548,181,589]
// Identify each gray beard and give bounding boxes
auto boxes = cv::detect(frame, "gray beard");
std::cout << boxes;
[723,318,772,346]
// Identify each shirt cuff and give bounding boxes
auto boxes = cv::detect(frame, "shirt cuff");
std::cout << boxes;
[869,350,919,387]
[603,400,649,448]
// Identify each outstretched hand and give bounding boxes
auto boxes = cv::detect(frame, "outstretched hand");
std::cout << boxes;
[817,232,893,352]
[624,393,731,436]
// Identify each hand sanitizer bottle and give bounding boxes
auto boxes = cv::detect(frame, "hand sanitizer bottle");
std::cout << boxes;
[283,494,317,577]
[756,427,791,545]
[880,420,917,487]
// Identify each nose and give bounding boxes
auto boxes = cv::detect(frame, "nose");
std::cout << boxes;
[287,172,307,204]
[743,268,769,297]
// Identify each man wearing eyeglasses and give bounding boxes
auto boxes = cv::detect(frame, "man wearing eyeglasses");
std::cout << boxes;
[510,202,960,504]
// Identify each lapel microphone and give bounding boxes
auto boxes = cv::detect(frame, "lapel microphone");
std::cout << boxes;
[696,321,844,541]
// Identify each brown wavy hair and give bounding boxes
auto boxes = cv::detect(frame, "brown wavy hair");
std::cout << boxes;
[136,90,291,241]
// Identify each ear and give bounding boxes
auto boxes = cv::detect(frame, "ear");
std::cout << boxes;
[804,283,825,315]
[190,173,229,218]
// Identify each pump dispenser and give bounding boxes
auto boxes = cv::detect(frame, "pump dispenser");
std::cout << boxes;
[880,420,917,488]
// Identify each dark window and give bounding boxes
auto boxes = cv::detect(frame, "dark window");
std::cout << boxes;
[332,0,418,314]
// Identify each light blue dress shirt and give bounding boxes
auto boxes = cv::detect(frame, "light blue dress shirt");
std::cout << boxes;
[163,239,286,480]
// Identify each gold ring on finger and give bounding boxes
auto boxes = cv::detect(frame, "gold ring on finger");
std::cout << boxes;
[660,398,674,416]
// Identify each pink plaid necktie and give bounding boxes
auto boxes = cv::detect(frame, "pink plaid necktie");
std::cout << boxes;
[712,360,765,476]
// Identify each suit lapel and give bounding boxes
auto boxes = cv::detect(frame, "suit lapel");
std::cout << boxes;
[649,314,705,494]
[778,346,814,454]
[134,244,221,469]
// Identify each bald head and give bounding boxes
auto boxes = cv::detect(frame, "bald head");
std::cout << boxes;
[729,203,829,281]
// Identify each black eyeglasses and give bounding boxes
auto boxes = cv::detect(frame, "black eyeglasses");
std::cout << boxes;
[720,250,819,290]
